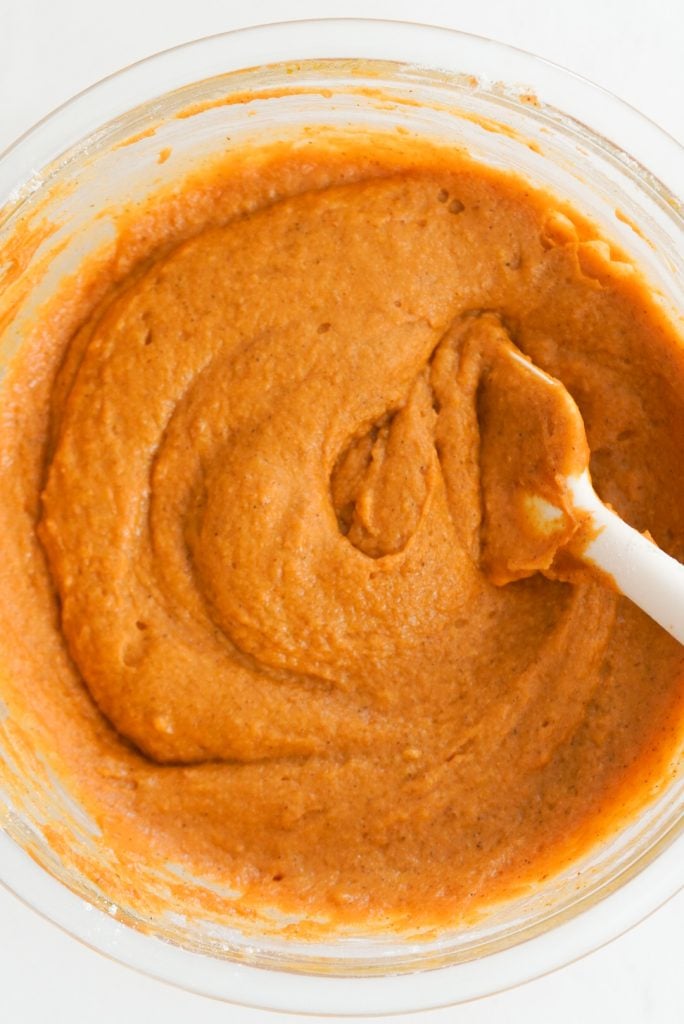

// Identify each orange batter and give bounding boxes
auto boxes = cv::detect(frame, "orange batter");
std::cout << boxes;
[1,137,683,931]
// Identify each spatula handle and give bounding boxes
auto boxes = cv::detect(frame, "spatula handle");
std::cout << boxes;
[569,473,684,645]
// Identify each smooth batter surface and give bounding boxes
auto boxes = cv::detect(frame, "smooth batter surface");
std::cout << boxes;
[2,139,684,930]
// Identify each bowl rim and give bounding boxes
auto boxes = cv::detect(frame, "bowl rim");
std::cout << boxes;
[1,826,681,1015]
[1,16,683,209]
[0,16,682,1016]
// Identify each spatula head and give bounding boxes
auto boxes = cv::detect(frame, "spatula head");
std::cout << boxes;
[473,315,590,584]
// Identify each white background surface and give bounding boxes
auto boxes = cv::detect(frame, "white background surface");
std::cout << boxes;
[0,1,682,1021]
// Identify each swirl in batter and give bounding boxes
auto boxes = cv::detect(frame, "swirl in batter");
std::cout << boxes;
[3,143,684,927]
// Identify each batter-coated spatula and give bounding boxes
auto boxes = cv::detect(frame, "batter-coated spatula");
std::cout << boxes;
[478,327,684,645]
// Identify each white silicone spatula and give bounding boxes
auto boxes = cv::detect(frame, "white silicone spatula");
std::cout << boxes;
[566,470,684,644]
[479,330,684,645]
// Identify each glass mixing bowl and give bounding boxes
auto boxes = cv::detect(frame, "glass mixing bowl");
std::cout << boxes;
[0,18,682,1016]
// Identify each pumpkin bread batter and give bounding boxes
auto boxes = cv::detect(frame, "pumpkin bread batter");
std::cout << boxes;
[1,139,683,930]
